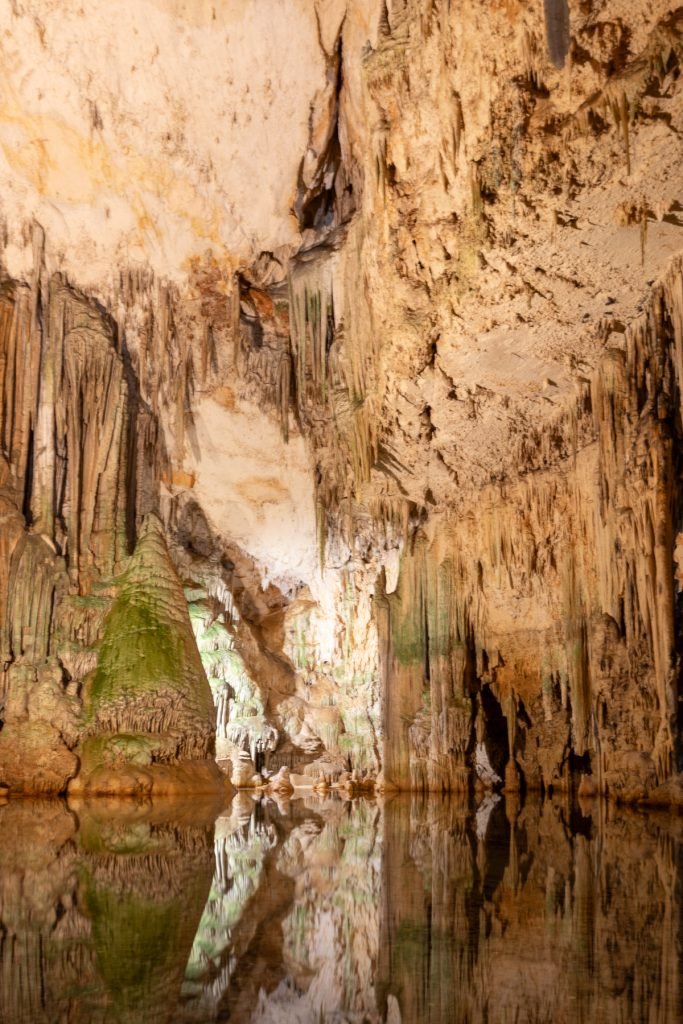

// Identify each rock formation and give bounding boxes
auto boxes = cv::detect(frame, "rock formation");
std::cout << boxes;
[0,254,221,794]
[72,515,221,796]
[0,0,682,799]
[0,265,135,794]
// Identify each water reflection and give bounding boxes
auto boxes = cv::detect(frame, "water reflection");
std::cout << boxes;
[0,796,220,1024]
[0,792,681,1023]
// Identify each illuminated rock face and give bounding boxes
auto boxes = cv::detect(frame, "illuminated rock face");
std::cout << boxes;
[1,1,683,797]
[0,0,333,288]
[279,1,683,798]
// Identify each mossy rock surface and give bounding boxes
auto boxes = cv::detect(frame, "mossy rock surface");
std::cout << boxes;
[82,516,217,769]
[80,734,157,771]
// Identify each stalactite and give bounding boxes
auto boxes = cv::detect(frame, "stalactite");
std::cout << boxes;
[570,13,683,162]
[285,222,382,541]
[56,279,129,590]
[0,280,38,510]
[379,259,683,797]
[0,247,225,793]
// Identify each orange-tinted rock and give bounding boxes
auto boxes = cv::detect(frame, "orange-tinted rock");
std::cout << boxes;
[0,720,78,796]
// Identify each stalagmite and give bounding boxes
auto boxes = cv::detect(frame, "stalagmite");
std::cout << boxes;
[72,515,222,796]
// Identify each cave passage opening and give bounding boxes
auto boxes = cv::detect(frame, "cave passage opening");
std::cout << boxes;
[187,586,277,781]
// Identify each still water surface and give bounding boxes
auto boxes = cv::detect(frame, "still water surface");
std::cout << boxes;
[0,792,681,1023]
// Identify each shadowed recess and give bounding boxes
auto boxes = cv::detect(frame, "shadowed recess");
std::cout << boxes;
[544,0,571,69]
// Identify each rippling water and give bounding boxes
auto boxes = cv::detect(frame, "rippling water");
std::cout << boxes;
[0,791,681,1023]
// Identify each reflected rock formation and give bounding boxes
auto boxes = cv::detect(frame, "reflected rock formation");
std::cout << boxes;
[180,793,283,1022]
[186,794,683,1023]
[378,796,683,1024]
[0,794,681,1023]
[0,797,217,1024]
[210,796,682,1024]
[252,796,382,1024]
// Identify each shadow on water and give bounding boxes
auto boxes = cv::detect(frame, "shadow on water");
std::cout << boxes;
[0,790,681,1023]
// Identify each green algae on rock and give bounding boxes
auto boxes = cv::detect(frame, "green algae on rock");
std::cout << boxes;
[71,515,223,797]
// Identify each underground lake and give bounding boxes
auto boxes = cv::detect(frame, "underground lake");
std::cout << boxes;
[0,792,680,1024]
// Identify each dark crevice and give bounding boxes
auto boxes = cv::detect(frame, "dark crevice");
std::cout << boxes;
[21,426,34,525]
[544,0,571,70]
[293,33,354,235]
[481,799,511,901]
[569,749,592,776]
[120,334,140,556]
[423,591,430,685]
[517,697,532,730]
[480,684,510,781]
[568,804,593,839]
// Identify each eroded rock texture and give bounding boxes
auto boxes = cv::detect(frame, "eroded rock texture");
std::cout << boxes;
[0,1,682,798]
[374,262,683,797]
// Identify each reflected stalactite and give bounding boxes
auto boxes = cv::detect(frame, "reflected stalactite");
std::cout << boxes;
[378,794,683,1024]
[180,794,281,1021]
[0,800,79,1024]
[0,794,681,1023]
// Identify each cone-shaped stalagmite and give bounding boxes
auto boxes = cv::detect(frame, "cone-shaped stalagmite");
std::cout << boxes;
[72,515,222,796]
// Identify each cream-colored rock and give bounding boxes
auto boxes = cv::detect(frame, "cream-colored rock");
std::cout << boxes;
[290,772,315,789]
[189,395,317,592]
[267,766,294,796]
[0,0,338,291]
[230,751,258,789]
